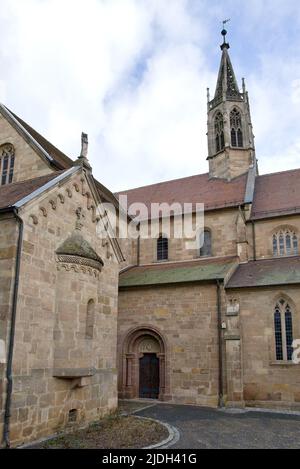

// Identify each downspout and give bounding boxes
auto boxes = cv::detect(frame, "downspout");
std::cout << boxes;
[3,208,23,448]
[251,220,256,261]
[216,279,224,407]
[137,222,141,266]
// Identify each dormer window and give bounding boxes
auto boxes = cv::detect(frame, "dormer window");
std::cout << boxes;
[214,112,225,153]
[230,108,243,148]
[0,143,15,185]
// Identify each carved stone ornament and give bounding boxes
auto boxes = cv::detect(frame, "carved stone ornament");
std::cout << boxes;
[55,208,104,274]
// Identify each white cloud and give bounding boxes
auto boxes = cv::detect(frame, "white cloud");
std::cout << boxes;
[0,0,300,191]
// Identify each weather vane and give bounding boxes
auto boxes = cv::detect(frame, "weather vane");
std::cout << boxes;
[221,18,230,44]
[222,18,231,28]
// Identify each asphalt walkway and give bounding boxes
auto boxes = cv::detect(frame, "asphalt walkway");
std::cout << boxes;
[121,401,300,449]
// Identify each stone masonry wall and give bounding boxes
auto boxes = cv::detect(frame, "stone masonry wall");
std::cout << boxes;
[0,215,18,441]
[232,286,300,410]
[118,283,221,407]
[252,216,300,260]
[0,114,53,183]
[1,170,119,446]
[137,208,239,265]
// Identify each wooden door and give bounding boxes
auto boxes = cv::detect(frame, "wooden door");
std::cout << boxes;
[139,353,159,399]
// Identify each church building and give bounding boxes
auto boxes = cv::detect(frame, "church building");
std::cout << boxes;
[0,30,300,447]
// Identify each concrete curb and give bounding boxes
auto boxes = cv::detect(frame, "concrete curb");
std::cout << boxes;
[133,416,180,449]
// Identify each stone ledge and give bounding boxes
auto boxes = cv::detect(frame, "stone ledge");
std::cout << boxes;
[224,334,240,341]
[53,367,96,378]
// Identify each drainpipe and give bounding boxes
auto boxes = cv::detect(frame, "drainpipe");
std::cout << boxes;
[137,223,141,266]
[2,208,23,448]
[216,279,224,407]
[251,220,256,261]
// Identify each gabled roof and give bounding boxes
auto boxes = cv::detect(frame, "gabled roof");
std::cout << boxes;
[116,172,248,216]
[9,108,74,170]
[0,104,73,170]
[226,256,300,288]
[119,257,237,288]
[0,104,121,210]
[0,172,64,210]
[251,168,300,220]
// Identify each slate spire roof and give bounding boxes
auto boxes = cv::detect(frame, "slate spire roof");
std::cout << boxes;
[214,36,241,102]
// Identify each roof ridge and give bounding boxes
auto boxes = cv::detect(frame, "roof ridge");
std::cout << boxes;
[258,167,300,178]
[5,106,74,169]
[116,171,247,195]
[116,173,209,195]
[248,255,300,263]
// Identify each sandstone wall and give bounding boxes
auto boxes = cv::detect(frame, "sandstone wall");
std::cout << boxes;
[231,286,300,410]
[0,113,53,183]
[118,283,222,407]
[137,208,240,265]
[252,216,300,260]
[0,215,18,441]
[1,170,119,446]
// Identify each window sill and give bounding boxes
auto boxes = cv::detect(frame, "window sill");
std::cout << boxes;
[269,361,299,367]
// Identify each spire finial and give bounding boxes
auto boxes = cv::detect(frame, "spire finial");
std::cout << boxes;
[221,18,230,50]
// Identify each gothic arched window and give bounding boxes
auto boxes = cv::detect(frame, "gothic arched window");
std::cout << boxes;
[230,108,243,148]
[214,112,224,153]
[0,143,15,186]
[274,299,294,361]
[157,235,168,261]
[200,230,212,257]
[273,229,298,257]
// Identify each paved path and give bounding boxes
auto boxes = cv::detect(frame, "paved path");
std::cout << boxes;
[127,402,300,449]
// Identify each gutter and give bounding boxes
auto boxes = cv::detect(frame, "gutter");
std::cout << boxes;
[2,208,23,448]
[216,280,224,407]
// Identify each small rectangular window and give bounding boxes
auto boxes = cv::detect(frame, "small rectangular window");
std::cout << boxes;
[157,237,168,261]
[200,231,212,257]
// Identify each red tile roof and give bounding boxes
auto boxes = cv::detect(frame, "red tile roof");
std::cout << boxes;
[0,172,63,210]
[116,172,248,215]
[251,168,300,220]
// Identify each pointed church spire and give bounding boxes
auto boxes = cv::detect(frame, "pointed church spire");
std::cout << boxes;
[214,27,241,102]
[206,25,256,180]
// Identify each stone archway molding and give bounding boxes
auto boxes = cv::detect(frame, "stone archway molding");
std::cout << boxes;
[120,325,171,401]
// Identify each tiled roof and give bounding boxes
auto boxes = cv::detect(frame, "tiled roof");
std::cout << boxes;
[251,169,300,220]
[116,173,248,216]
[0,172,63,210]
[226,256,300,288]
[119,257,237,288]
[9,109,74,170]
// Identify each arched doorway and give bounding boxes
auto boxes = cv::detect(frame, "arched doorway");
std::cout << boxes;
[120,327,169,400]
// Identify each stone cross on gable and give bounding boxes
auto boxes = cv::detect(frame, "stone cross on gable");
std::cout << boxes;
[80,133,88,158]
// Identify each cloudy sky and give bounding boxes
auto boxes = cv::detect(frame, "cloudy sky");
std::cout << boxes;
[1,0,300,191]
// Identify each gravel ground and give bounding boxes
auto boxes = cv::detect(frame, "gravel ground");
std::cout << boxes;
[31,414,168,449]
